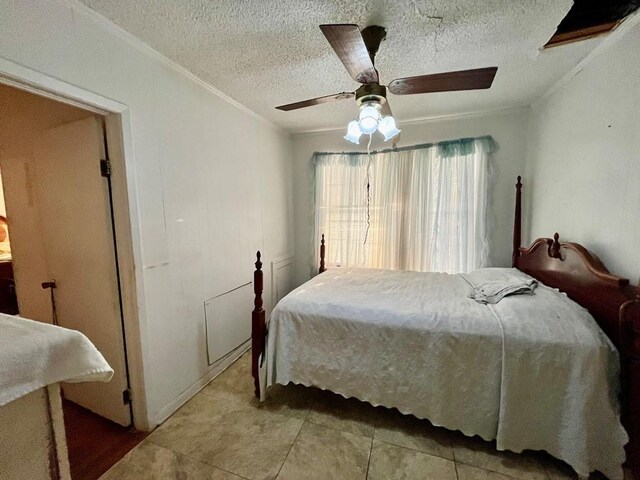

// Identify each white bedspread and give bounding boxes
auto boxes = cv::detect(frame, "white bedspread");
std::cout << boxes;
[0,314,113,407]
[264,268,627,479]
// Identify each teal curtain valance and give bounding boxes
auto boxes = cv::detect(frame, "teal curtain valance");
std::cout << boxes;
[312,135,496,162]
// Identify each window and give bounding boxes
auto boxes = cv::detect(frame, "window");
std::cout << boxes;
[313,137,493,274]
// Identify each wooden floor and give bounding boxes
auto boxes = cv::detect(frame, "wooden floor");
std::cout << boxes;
[63,399,147,480]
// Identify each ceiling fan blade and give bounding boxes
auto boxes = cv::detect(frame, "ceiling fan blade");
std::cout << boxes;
[388,67,498,95]
[275,92,354,111]
[320,24,379,84]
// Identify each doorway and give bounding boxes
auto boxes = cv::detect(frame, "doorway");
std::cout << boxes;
[0,83,145,478]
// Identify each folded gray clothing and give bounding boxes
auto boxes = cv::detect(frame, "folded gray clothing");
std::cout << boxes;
[470,283,537,304]
[463,268,538,304]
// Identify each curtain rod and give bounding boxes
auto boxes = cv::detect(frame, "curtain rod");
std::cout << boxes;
[312,135,495,157]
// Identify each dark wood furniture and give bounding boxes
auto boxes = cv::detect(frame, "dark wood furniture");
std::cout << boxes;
[251,252,266,397]
[319,234,326,274]
[251,176,640,477]
[0,215,17,315]
[0,260,18,315]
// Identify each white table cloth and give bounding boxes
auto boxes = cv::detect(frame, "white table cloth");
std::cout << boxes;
[0,314,113,407]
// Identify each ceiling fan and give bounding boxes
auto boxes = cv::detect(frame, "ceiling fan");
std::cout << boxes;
[276,24,498,145]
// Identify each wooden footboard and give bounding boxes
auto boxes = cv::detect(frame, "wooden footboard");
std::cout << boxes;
[319,234,326,274]
[626,302,640,479]
[251,237,327,398]
[251,252,265,398]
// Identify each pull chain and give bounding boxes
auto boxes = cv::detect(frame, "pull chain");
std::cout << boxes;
[363,134,373,245]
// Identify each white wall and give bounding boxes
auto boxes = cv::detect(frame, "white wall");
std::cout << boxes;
[292,108,529,286]
[0,0,293,427]
[525,20,640,283]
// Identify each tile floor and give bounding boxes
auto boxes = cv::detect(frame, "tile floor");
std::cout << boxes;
[100,351,613,480]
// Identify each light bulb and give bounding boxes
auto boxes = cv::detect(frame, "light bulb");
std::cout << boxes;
[378,115,401,141]
[358,103,381,135]
[344,120,362,144]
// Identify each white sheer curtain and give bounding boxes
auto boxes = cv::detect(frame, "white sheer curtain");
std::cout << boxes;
[313,136,493,274]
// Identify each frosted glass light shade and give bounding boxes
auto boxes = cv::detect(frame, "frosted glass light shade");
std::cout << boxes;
[378,115,401,141]
[344,120,362,144]
[358,104,380,134]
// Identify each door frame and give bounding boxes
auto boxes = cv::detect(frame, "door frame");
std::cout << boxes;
[0,57,150,430]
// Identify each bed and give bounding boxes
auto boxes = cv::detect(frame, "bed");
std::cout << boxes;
[249,177,640,480]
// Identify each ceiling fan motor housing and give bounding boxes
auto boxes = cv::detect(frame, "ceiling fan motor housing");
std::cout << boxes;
[355,83,387,106]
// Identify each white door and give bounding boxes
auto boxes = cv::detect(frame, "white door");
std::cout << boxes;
[32,117,131,426]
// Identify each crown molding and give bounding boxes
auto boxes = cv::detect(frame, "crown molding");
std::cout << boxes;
[62,0,285,133]
[532,8,640,110]
[291,105,530,136]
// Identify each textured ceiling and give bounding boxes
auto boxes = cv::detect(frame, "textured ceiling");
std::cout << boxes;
[79,0,603,133]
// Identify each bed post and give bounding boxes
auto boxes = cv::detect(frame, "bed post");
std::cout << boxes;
[319,234,326,274]
[512,176,522,267]
[251,251,265,398]
[629,299,640,479]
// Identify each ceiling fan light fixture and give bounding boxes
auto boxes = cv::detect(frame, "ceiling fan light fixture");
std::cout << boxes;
[378,115,401,141]
[344,120,362,144]
[358,102,381,135]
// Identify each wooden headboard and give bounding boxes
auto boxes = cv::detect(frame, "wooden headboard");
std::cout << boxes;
[512,176,640,477]
[515,234,639,346]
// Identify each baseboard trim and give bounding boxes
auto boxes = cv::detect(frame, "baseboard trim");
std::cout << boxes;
[149,339,250,428]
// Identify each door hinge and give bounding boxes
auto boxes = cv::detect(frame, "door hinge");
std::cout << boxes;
[100,159,111,178]
[122,389,132,405]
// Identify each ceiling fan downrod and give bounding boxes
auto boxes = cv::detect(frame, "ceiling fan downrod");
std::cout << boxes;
[360,25,387,68]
